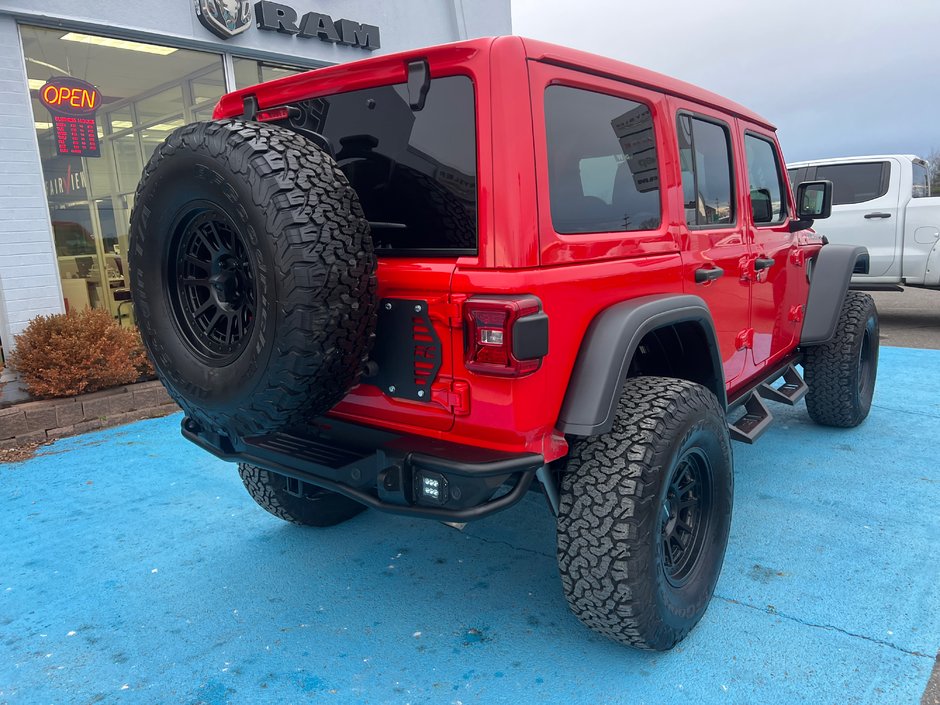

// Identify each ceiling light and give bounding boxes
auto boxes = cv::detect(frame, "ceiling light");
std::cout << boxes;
[147,122,184,131]
[110,120,134,129]
[28,78,46,90]
[34,121,53,130]
[61,32,177,56]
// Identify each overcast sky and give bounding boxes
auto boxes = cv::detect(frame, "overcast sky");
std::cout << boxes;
[511,0,939,163]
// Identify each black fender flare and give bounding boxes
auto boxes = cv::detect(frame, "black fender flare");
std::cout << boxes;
[801,244,869,345]
[557,294,726,437]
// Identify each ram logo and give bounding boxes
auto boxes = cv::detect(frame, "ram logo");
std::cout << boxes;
[195,0,252,39]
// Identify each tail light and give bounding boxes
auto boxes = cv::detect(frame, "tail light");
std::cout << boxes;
[464,295,548,377]
[255,106,290,122]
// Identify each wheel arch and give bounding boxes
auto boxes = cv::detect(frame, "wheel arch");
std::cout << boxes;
[801,244,869,345]
[557,294,726,437]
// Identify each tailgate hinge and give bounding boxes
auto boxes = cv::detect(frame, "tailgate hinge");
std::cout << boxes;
[431,379,470,416]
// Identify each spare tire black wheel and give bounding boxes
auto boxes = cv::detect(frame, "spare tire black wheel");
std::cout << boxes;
[130,120,376,439]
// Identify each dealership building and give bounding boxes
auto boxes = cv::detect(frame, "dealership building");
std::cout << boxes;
[0,0,511,359]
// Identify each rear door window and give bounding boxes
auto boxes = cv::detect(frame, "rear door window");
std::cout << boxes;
[676,115,735,227]
[813,162,889,205]
[543,85,662,234]
[297,75,477,254]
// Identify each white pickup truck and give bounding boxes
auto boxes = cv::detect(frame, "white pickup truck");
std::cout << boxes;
[787,154,940,289]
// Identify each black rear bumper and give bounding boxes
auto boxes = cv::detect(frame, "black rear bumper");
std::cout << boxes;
[181,417,544,521]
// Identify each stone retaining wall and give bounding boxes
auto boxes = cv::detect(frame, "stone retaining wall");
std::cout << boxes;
[0,381,179,447]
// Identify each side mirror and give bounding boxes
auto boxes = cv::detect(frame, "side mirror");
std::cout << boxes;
[750,188,773,224]
[796,180,833,220]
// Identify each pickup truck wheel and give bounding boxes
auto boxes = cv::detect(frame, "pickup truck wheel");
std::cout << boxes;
[130,120,376,440]
[556,377,733,650]
[238,463,367,527]
[803,291,879,428]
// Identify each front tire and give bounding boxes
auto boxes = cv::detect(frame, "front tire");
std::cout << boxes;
[803,291,879,428]
[557,377,733,650]
[238,463,367,527]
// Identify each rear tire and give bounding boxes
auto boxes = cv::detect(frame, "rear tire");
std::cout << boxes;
[803,291,879,428]
[238,463,367,527]
[557,377,733,650]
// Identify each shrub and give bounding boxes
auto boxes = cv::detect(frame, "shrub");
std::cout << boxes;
[11,309,154,399]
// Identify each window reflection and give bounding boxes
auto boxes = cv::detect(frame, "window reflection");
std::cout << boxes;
[23,25,226,324]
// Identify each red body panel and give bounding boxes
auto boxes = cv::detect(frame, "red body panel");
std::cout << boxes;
[213,36,822,462]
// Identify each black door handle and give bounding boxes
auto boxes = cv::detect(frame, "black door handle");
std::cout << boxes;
[694,266,724,283]
[864,212,892,219]
[754,257,775,271]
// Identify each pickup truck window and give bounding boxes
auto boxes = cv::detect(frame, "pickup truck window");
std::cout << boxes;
[544,85,661,234]
[744,134,786,224]
[813,162,889,205]
[912,162,930,198]
[677,115,735,227]
[787,167,807,191]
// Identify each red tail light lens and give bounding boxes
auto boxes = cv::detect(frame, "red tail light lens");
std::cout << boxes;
[255,106,290,122]
[464,295,548,377]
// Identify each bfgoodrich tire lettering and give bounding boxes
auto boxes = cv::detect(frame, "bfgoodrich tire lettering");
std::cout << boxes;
[803,291,879,428]
[557,377,733,650]
[130,120,376,439]
[238,463,367,527]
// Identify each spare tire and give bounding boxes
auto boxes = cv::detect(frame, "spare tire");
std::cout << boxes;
[129,119,376,439]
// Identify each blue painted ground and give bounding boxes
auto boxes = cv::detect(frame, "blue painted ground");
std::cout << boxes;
[1,346,938,705]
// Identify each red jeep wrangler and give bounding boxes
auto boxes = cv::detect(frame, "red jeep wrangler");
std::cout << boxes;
[130,37,879,650]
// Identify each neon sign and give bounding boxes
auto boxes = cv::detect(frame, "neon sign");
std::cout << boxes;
[37,77,101,157]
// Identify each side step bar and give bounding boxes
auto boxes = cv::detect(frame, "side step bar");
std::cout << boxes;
[728,393,773,444]
[757,364,808,406]
[728,363,807,444]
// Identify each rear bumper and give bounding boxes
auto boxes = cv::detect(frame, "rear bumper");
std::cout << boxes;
[181,417,544,521]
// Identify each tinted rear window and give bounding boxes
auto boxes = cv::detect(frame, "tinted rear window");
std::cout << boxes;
[290,76,477,254]
[814,162,889,205]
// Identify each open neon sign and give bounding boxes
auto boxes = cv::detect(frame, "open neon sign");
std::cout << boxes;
[38,77,101,157]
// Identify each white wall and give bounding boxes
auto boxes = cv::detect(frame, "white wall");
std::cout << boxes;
[0,14,64,353]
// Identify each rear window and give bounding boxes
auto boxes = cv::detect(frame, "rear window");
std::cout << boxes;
[544,85,661,234]
[814,162,889,205]
[291,75,477,255]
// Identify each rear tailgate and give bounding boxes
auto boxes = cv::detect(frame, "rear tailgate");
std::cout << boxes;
[329,259,458,432]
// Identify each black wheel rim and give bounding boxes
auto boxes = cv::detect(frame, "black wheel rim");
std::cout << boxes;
[660,448,713,587]
[167,205,257,366]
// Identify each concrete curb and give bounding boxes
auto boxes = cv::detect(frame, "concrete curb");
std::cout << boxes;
[0,380,179,446]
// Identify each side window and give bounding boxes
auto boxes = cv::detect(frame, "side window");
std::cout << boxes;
[814,162,889,205]
[787,167,808,192]
[912,162,930,199]
[744,134,787,224]
[544,85,661,234]
[676,115,735,227]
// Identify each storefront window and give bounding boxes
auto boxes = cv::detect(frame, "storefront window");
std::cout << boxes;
[232,57,310,89]
[22,25,227,324]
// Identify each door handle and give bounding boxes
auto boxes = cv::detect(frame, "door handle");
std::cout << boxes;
[754,257,775,271]
[864,212,892,219]
[694,266,724,283]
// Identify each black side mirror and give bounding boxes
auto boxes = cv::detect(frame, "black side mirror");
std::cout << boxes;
[796,180,833,220]
[750,188,773,224]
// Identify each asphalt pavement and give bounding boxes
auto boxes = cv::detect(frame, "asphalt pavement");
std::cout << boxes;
[1,346,939,705]
[869,287,940,350]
